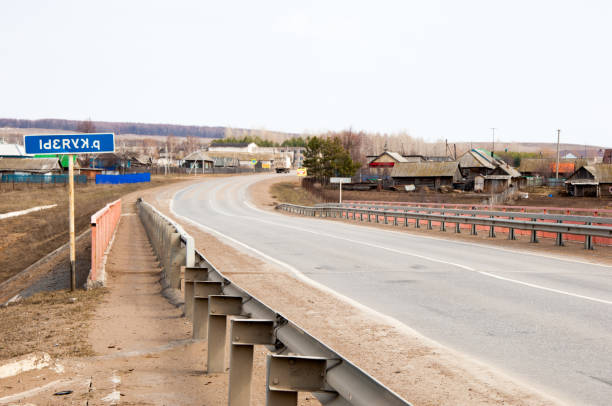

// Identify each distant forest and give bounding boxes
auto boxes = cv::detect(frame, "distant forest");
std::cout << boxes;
[0,118,228,138]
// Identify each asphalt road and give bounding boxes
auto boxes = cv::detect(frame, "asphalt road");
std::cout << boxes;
[172,174,612,406]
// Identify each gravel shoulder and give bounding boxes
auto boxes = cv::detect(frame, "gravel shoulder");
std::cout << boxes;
[143,176,564,406]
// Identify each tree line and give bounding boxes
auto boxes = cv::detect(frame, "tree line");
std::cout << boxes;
[1,118,228,139]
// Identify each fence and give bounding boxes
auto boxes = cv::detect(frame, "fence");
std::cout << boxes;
[484,185,520,206]
[136,198,411,406]
[95,173,151,184]
[122,166,276,175]
[278,203,612,250]
[89,199,122,286]
[0,174,88,191]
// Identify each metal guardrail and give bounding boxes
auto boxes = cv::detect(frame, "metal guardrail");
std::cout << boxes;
[276,204,612,250]
[316,202,611,224]
[136,198,411,406]
[343,200,612,217]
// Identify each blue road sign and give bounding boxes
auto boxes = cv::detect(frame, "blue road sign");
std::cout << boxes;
[24,133,115,155]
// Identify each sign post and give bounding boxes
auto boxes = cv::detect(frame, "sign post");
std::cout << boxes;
[68,154,76,290]
[24,133,115,291]
[330,177,352,204]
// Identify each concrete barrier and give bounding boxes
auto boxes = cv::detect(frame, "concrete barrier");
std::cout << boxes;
[89,199,122,286]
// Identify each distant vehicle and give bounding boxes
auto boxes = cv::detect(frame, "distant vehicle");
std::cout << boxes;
[275,156,291,173]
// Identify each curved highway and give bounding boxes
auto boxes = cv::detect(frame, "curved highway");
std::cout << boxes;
[172,174,612,406]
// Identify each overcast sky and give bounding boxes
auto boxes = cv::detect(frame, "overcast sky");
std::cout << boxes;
[1,1,610,146]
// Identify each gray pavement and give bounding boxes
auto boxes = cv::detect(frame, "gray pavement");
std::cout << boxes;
[172,174,612,406]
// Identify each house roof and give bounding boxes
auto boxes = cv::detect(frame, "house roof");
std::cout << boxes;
[209,142,252,148]
[581,164,612,183]
[368,151,409,164]
[385,151,408,163]
[519,158,587,173]
[206,151,280,161]
[183,150,214,162]
[391,161,460,178]
[495,162,522,178]
[0,143,29,157]
[458,150,496,169]
[0,157,61,172]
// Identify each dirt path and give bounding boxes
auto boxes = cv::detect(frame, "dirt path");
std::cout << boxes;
[0,194,224,405]
[1,182,320,406]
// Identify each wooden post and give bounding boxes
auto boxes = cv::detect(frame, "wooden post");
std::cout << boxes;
[69,154,76,291]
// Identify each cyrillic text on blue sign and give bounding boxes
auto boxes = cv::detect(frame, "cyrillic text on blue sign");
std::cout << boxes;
[24,133,115,155]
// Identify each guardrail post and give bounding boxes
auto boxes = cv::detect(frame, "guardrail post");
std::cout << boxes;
[404,212,409,227]
[555,220,564,246]
[454,218,460,233]
[384,210,388,224]
[360,211,363,221]
[265,355,331,406]
[508,216,516,240]
[427,218,432,230]
[375,211,379,223]
[440,218,446,232]
[530,218,538,243]
[393,214,398,226]
[168,232,183,288]
[585,222,593,250]
[470,215,477,235]
[488,217,496,238]
[207,295,243,374]
[192,281,223,339]
[183,267,209,320]
[228,319,276,406]
[415,217,420,228]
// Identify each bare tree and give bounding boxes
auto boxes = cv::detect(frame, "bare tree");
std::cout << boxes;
[76,118,96,133]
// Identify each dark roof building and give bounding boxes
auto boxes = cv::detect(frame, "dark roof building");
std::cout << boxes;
[391,161,462,190]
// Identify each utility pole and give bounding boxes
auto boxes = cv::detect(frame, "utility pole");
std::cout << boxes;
[490,128,496,157]
[555,129,561,180]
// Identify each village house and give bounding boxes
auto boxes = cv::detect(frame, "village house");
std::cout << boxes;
[565,164,612,197]
[182,150,215,169]
[457,149,496,179]
[390,161,462,190]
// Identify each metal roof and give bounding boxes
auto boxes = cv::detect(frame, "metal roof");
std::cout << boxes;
[183,150,214,162]
[0,157,61,172]
[391,161,460,177]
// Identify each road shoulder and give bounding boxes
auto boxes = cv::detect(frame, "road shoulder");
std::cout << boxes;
[144,176,563,406]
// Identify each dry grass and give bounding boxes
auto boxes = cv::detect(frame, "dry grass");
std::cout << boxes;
[270,181,321,206]
[0,175,185,284]
[0,288,107,360]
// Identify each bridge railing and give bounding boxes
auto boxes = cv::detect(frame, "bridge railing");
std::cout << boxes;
[277,203,612,250]
[89,199,122,286]
[136,198,412,406]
